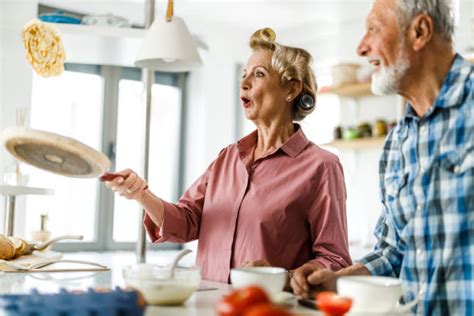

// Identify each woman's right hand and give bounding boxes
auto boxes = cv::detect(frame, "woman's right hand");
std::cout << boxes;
[102,169,148,201]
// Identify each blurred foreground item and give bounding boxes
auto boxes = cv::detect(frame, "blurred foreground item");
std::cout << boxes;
[0,288,145,316]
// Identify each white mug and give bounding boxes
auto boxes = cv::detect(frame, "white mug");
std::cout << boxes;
[230,267,287,295]
[337,276,418,314]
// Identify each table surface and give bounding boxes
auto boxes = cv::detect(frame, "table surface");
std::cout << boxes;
[0,251,321,316]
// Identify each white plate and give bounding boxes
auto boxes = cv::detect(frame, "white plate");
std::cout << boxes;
[271,291,295,304]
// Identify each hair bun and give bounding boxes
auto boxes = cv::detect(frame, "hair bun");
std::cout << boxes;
[256,27,276,42]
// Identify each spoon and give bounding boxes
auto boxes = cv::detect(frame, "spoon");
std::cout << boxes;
[23,235,84,255]
[169,248,192,278]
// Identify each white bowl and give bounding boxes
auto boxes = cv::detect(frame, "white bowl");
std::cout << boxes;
[230,267,287,295]
[123,264,201,305]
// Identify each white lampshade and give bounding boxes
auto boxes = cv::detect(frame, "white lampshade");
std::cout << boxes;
[135,16,202,72]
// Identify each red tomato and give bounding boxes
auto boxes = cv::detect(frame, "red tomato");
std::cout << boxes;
[316,291,352,316]
[216,286,271,316]
[242,303,291,316]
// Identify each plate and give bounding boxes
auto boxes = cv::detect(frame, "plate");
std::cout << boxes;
[271,291,295,304]
[39,11,81,24]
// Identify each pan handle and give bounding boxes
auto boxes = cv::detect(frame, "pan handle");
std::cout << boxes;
[34,235,83,251]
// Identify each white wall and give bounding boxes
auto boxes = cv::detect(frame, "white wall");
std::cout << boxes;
[183,23,250,186]
[0,0,38,180]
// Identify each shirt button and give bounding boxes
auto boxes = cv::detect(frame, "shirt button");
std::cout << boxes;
[418,284,427,295]
[420,125,426,133]
[416,205,422,212]
[417,249,422,255]
[454,166,460,174]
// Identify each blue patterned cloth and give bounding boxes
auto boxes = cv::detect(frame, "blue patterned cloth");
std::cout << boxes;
[359,54,474,315]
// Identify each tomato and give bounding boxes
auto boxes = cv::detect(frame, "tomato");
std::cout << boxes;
[216,286,271,316]
[316,291,352,316]
[242,303,291,316]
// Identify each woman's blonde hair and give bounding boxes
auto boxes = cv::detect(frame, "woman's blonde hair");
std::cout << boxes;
[249,28,317,121]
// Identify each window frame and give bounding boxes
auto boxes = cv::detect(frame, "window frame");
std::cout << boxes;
[47,64,186,252]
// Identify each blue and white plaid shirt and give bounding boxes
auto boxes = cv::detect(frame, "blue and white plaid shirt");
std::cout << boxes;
[359,54,474,315]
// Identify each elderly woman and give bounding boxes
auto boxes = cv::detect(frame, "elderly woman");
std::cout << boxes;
[105,28,351,283]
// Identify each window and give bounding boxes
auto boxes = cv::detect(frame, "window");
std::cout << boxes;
[25,64,185,251]
[113,71,182,242]
[26,67,104,242]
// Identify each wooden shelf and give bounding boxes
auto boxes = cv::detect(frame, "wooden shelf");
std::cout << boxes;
[321,137,386,150]
[319,82,373,98]
[47,22,145,39]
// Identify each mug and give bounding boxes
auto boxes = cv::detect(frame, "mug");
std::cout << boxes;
[230,267,287,295]
[337,276,418,314]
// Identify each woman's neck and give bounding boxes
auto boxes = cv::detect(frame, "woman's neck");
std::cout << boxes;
[254,121,295,161]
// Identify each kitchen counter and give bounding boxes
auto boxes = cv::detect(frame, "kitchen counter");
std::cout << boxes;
[0,251,321,316]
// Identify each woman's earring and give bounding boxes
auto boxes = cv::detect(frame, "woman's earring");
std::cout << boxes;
[286,96,291,102]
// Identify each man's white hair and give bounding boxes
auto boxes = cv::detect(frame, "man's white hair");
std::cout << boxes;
[395,0,455,41]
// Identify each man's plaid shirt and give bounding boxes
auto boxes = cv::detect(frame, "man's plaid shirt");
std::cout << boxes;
[359,54,474,315]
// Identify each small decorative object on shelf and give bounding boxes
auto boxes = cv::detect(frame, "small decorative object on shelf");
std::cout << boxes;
[31,213,51,243]
[38,10,81,24]
[357,122,372,138]
[373,119,388,137]
[0,287,145,316]
[81,14,131,28]
[331,63,361,87]
[323,118,396,150]
[333,126,343,140]
[318,82,373,98]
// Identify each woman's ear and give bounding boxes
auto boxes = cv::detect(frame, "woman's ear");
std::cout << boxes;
[408,14,433,51]
[286,80,303,101]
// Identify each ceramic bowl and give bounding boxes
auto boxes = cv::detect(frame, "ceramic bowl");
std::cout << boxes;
[123,263,201,305]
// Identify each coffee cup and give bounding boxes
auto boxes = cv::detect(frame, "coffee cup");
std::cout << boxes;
[337,276,418,314]
[230,267,287,295]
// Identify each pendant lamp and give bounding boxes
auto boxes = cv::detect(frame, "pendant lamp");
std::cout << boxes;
[135,0,201,72]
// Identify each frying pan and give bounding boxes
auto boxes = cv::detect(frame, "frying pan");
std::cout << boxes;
[1,127,110,178]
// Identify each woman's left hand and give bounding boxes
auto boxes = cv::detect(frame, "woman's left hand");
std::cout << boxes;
[241,259,271,268]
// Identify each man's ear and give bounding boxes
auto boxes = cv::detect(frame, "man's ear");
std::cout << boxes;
[286,80,303,100]
[408,14,433,51]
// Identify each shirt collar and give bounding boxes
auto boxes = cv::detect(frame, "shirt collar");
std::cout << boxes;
[280,124,310,158]
[237,124,310,162]
[402,53,472,123]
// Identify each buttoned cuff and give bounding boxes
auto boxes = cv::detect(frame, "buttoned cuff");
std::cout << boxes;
[357,251,398,278]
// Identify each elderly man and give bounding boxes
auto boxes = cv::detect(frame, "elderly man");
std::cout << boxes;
[291,0,473,314]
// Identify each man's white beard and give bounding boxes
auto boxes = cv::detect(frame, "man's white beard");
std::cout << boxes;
[371,52,410,96]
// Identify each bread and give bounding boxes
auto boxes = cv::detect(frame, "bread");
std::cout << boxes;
[0,234,16,260]
[0,235,32,260]
[22,19,65,77]
[8,236,29,259]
